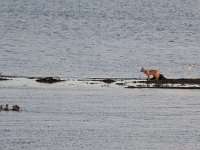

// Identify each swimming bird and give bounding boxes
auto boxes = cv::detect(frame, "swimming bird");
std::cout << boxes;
[0,105,3,111]
[12,105,20,112]
[4,104,9,111]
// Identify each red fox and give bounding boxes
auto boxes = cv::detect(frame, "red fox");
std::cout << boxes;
[140,67,160,81]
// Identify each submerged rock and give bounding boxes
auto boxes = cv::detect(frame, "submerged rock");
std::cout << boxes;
[36,77,66,83]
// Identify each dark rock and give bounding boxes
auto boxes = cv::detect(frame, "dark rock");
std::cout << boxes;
[36,77,66,83]
[145,78,200,84]
[0,77,9,81]
[102,78,115,84]
[116,82,125,86]
[126,85,200,89]
[150,74,166,81]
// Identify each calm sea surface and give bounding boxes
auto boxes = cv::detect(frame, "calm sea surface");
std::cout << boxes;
[0,0,200,78]
[0,0,200,149]
[1,79,200,150]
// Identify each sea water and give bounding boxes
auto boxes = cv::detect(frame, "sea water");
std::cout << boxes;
[0,0,200,78]
[0,0,200,149]
[1,79,200,150]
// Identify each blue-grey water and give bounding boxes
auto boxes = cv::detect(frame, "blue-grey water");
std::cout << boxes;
[1,0,200,149]
[1,79,200,150]
[0,0,200,78]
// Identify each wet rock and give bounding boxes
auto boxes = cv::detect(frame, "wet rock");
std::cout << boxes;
[0,77,9,81]
[102,78,115,84]
[142,78,200,85]
[36,77,66,83]
[150,74,166,81]
[126,85,200,89]
[116,82,125,86]
[127,78,200,89]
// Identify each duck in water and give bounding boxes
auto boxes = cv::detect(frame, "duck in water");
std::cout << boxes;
[0,104,21,112]
[0,105,3,111]
[12,105,20,112]
[4,104,9,111]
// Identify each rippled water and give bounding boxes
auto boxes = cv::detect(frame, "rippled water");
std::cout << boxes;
[0,0,200,78]
[0,0,200,149]
[1,79,200,150]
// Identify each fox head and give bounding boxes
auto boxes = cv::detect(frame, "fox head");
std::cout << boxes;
[140,67,144,72]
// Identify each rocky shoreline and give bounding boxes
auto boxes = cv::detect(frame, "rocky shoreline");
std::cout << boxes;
[0,77,10,81]
[0,75,200,89]
[36,77,66,83]
[125,78,200,89]
[138,78,200,85]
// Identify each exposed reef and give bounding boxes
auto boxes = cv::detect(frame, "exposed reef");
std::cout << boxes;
[36,77,66,83]
[150,74,166,80]
[0,76,10,81]
[139,78,200,85]
[126,85,200,89]
[126,78,200,89]
[101,78,116,84]
[1,74,200,89]
[79,78,116,84]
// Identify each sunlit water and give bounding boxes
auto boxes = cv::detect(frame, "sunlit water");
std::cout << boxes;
[0,0,200,149]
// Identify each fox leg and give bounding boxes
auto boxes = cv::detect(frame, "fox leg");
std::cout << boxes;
[155,72,160,81]
[147,74,150,81]
[146,70,150,81]
[155,76,158,81]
